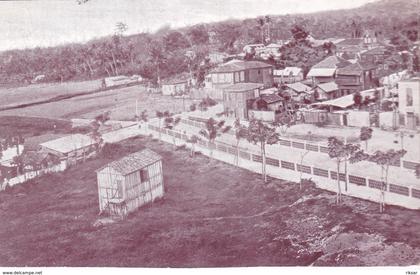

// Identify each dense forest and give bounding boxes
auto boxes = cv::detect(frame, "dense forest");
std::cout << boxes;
[0,0,418,86]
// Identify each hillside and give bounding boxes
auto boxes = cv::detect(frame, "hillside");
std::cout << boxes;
[0,0,418,86]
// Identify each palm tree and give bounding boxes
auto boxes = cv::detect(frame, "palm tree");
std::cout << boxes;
[149,42,166,88]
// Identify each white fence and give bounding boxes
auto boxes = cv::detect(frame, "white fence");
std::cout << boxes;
[148,122,420,210]
[1,161,67,190]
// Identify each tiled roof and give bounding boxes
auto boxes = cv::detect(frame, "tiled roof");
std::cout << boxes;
[224,82,264,92]
[286,82,312,93]
[211,60,272,73]
[317,81,339,93]
[99,149,162,176]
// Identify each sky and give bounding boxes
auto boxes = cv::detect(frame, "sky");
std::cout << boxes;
[0,0,377,51]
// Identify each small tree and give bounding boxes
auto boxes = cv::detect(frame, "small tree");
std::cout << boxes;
[247,119,279,183]
[360,127,373,151]
[327,137,346,204]
[156,110,171,139]
[233,119,248,166]
[273,113,293,135]
[353,92,363,109]
[370,149,407,213]
[164,115,181,148]
[90,120,103,155]
[189,103,197,112]
[199,118,230,157]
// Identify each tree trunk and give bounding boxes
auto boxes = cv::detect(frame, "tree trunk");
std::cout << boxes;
[111,52,119,75]
[336,161,341,204]
[158,119,162,139]
[365,140,368,151]
[261,143,267,183]
[235,140,240,166]
[344,160,348,192]
[190,143,195,157]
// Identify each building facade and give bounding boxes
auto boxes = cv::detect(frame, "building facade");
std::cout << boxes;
[398,78,420,129]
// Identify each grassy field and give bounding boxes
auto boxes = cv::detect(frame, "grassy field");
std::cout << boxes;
[0,116,72,138]
[0,80,101,109]
[0,85,198,121]
[0,135,419,267]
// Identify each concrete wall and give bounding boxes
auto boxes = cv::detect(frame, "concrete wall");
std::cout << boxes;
[148,122,420,210]
[347,111,370,127]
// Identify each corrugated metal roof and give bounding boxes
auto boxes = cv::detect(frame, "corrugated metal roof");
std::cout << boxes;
[260,94,283,104]
[99,149,162,176]
[40,134,95,154]
[286,82,312,93]
[273,67,302,77]
[306,68,336,77]
[317,81,339,93]
[211,60,272,73]
[224,82,264,92]
[311,55,351,69]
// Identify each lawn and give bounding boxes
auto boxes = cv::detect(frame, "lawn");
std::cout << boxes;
[0,116,72,138]
[0,84,198,121]
[0,136,419,267]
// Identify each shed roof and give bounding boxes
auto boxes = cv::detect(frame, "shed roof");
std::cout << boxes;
[306,68,336,77]
[336,62,377,76]
[40,134,95,154]
[98,148,162,176]
[24,133,66,152]
[317,81,339,93]
[224,82,264,92]
[211,60,272,73]
[259,94,283,104]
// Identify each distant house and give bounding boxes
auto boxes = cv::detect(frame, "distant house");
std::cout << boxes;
[285,82,313,102]
[205,60,273,99]
[96,149,163,218]
[273,67,303,84]
[208,52,229,64]
[335,62,377,95]
[315,81,340,100]
[359,47,390,65]
[223,82,264,120]
[306,56,351,85]
[335,38,365,59]
[40,134,96,164]
[161,77,191,96]
[243,44,265,54]
[398,78,420,130]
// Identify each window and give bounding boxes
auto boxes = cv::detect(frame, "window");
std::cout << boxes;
[240,71,245,82]
[116,180,123,198]
[406,88,413,107]
[140,169,149,182]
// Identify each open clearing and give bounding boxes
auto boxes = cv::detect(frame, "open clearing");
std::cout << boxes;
[0,80,101,109]
[0,84,198,121]
[0,136,419,267]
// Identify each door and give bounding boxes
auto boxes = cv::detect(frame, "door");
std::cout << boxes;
[407,112,416,130]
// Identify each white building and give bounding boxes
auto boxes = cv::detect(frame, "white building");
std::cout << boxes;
[398,78,420,129]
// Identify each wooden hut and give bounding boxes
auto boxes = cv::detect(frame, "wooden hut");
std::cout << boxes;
[96,149,163,218]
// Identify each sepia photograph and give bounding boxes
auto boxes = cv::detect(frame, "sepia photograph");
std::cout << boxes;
[0,0,419,274]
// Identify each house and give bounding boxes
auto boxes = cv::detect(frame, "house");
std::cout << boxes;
[208,52,229,64]
[260,43,282,59]
[359,47,390,65]
[315,81,340,100]
[335,38,365,59]
[205,60,273,99]
[96,149,163,218]
[40,134,96,164]
[243,44,265,55]
[335,62,377,95]
[252,93,284,112]
[161,77,191,96]
[398,78,420,129]
[306,55,351,85]
[223,82,264,120]
[273,67,303,84]
[285,82,313,102]
[21,151,60,172]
